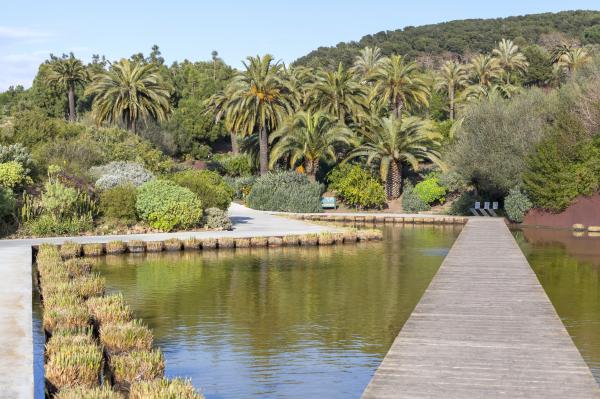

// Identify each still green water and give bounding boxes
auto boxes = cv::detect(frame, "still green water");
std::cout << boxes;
[514,227,600,383]
[94,225,459,398]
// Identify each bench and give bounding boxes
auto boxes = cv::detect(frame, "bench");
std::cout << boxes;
[321,196,337,209]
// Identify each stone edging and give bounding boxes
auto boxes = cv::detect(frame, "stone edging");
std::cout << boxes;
[289,214,468,225]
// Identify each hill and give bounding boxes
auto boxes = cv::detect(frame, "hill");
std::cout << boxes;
[294,10,600,69]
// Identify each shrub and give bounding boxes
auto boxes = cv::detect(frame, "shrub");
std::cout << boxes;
[40,180,80,220]
[26,214,93,236]
[247,171,323,213]
[438,171,467,193]
[402,183,431,213]
[504,188,533,223]
[202,207,232,230]
[99,184,138,223]
[327,164,386,209]
[213,153,252,176]
[413,176,447,204]
[0,161,31,190]
[0,143,35,175]
[90,162,154,190]
[448,191,482,215]
[129,378,202,399]
[224,175,257,200]
[0,187,15,235]
[170,170,233,210]
[136,180,203,232]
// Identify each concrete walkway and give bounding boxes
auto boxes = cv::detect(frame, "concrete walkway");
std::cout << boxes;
[362,218,600,399]
[0,204,334,398]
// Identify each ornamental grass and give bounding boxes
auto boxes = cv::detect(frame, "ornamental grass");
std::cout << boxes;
[41,280,79,300]
[106,241,127,255]
[317,233,334,245]
[45,342,102,390]
[127,240,146,253]
[109,350,165,390]
[63,258,93,278]
[298,234,319,246]
[43,303,90,334]
[182,237,201,250]
[200,238,217,249]
[59,242,82,259]
[163,238,182,251]
[129,378,203,399]
[45,329,95,359]
[54,386,124,399]
[87,294,132,326]
[71,274,106,298]
[282,235,300,246]
[100,320,153,355]
[218,237,235,248]
[250,237,268,247]
[145,241,164,253]
[82,243,104,257]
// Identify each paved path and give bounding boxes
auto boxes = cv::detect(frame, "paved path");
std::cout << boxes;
[362,218,600,399]
[0,204,333,398]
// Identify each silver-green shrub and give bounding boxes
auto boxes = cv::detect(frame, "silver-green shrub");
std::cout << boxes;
[202,207,232,230]
[504,187,532,223]
[247,172,323,213]
[90,162,154,190]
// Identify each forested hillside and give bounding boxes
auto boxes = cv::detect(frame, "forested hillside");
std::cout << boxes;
[294,10,600,69]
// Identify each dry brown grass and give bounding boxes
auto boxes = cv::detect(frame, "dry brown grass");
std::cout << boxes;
[129,378,203,399]
[87,294,132,326]
[163,238,182,251]
[82,243,104,257]
[45,342,102,390]
[59,242,82,259]
[109,350,165,390]
[106,241,127,255]
[54,386,124,399]
[145,241,164,253]
[100,320,153,355]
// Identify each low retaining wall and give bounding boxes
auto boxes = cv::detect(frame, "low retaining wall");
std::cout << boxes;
[523,193,600,229]
[290,214,468,225]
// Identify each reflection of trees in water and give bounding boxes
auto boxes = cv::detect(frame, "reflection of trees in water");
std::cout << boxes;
[97,226,460,361]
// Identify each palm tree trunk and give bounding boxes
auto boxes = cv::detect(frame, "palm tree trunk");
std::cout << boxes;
[387,160,402,199]
[394,96,403,119]
[258,126,269,175]
[449,85,455,121]
[68,84,76,122]
[305,159,318,182]
[230,132,239,154]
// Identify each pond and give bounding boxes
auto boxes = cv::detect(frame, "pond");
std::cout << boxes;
[33,224,460,398]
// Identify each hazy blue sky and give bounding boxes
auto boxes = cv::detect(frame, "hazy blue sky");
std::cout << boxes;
[1,1,599,90]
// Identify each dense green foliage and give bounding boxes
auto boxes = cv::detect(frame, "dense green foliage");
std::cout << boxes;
[504,188,532,222]
[0,188,16,234]
[0,161,31,190]
[136,180,203,231]
[327,164,386,209]
[295,11,600,68]
[202,207,232,230]
[223,175,257,200]
[169,170,233,210]
[247,172,322,213]
[99,184,138,223]
[212,153,253,177]
[402,183,431,213]
[413,176,447,205]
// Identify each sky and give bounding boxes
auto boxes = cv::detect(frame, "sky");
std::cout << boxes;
[1,0,599,91]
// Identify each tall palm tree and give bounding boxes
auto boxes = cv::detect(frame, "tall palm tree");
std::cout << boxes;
[370,55,430,118]
[204,86,240,154]
[308,63,368,124]
[435,61,469,120]
[350,46,385,79]
[86,59,172,133]
[347,116,443,199]
[269,110,355,180]
[492,39,529,84]
[468,54,502,87]
[554,46,591,74]
[226,54,294,175]
[47,55,88,122]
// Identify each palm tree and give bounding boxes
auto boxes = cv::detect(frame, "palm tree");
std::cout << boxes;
[47,55,88,122]
[350,46,385,79]
[370,55,430,118]
[468,54,502,87]
[269,110,355,181]
[308,63,368,124]
[226,54,294,175]
[86,59,172,133]
[435,61,468,120]
[347,116,443,199]
[554,46,591,74]
[204,86,240,154]
[492,39,529,84]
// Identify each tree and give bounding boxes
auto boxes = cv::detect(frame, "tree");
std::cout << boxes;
[350,46,385,78]
[492,39,528,84]
[308,63,368,124]
[86,59,172,133]
[205,85,240,154]
[370,55,430,118]
[226,55,294,174]
[553,45,591,74]
[435,61,468,120]
[347,116,443,199]
[468,54,502,87]
[47,55,88,122]
[522,45,553,86]
[269,110,355,180]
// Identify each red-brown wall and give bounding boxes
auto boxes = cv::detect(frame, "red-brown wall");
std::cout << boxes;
[523,193,600,228]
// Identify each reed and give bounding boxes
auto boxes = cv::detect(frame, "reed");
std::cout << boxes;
[63,258,93,278]
[164,238,182,251]
[127,240,146,253]
[87,294,132,326]
[45,329,95,359]
[100,320,153,355]
[43,303,90,334]
[200,238,217,249]
[129,378,203,399]
[218,237,235,248]
[282,235,300,246]
[45,343,102,390]
[82,243,104,257]
[267,236,283,247]
[317,233,334,245]
[72,274,106,298]
[59,242,82,259]
[250,237,268,247]
[106,241,127,255]
[331,232,345,244]
[54,386,124,399]
[182,237,201,250]
[145,241,164,253]
[109,350,165,390]
[342,230,357,243]
[298,234,319,246]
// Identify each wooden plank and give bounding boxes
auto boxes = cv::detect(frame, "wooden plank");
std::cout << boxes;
[362,218,600,399]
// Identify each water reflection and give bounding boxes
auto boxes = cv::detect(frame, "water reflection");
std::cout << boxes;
[515,228,600,383]
[92,225,460,399]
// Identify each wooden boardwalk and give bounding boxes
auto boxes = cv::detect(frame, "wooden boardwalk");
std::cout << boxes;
[362,218,600,399]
